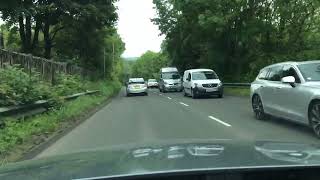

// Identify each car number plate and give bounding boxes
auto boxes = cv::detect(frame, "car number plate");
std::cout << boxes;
[206,88,217,92]
[134,85,140,89]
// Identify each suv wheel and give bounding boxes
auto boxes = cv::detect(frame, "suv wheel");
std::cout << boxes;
[309,101,320,138]
[183,88,187,97]
[252,95,265,120]
[191,88,197,99]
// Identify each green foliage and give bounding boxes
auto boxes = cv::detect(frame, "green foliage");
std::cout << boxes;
[53,74,85,96]
[0,66,92,106]
[0,80,121,155]
[0,66,43,106]
[224,87,250,97]
[0,0,122,78]
[131,51,169,80]
[153,0,320,82]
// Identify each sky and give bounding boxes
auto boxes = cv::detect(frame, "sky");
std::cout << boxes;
[116,0,165,58]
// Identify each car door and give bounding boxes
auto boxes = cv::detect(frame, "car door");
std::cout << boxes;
[183,72,192,94]
[275,65,306,122]
[262,65,284,116]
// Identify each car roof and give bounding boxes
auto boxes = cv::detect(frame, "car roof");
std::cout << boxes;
[185,69,214,73]
[161,67,178,72]
[129,78,144,82]
[263,60,320,69]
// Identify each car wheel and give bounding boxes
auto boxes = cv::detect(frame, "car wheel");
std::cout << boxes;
[163,87,167,93]
[218,93,223,98]
[191,88,197,99]
[252,95,265,120]
[183,88,187,97]
[126,92,130,97]
[145,92,148,96]
[308,101,320,138]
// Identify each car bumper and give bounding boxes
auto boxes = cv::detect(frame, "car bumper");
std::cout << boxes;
[194,86,223,96]
[148,84,159,87]
[127,88,147,94]
[164,85,182,91]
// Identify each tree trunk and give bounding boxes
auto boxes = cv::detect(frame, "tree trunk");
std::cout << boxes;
[25,15,32,52]
[18,15,27,52]
[43,14,52,58]
[31,17,41,52]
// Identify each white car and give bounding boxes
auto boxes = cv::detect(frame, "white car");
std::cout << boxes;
[251,61,320,137]
[147,79,158,88]
[182,69,223,98]
[126,78,148,96]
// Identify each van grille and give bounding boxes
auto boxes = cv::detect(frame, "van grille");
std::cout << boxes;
[202,84,218,88]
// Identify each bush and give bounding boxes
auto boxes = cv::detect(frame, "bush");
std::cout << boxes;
[53,74,85,96]
[0,66,50,106]
[0,66,87,107]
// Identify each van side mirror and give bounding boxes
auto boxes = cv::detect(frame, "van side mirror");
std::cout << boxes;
[281,76,295,87]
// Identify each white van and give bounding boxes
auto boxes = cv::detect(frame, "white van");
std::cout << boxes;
[183,69,223,98]
[159,67,182,92]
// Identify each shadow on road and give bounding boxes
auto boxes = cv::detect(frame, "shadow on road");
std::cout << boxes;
[263,115,316,139]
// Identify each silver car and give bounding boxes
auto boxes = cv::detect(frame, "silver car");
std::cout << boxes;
[126,78,148,96]
[251,61,320,137]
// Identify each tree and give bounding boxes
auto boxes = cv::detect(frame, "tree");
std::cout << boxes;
[131,51,169,80]
[153,0,320,82]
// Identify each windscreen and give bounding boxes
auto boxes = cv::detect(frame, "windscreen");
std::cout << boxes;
[298,63,320,81]
[162,72,180,79]
[192,71,218,80]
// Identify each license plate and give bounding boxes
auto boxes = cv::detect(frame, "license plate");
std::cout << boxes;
[206,88,217,92]
[134,85,140,89]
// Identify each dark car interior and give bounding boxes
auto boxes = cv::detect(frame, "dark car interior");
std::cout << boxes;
[94,167,320,180]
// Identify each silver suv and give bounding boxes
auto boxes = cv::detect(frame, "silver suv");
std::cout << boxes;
[251,61,320,137]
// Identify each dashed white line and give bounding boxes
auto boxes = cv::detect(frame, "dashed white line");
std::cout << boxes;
[167,97,172,100]
[208,116,231,127]
[179,102,189,107]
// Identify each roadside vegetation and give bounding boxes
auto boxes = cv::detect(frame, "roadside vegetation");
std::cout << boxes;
[0,81,121,161]
[0,0,124,161]
[152,0,320,82]
[224,87,250,97]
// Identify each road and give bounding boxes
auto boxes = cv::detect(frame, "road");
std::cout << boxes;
[37,88,320,158]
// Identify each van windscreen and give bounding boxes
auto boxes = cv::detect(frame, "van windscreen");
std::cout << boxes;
[162,72,180,79]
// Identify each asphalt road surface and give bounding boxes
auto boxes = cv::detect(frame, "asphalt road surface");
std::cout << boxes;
[37,88,320,158]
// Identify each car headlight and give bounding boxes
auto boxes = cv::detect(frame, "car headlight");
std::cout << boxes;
[218,82,223,87]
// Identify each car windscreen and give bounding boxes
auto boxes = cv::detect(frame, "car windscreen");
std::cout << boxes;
[128,81,145,84]
[298,63,320,81]
[148,79,157,82]
[192,71,217,80]
[162,72,180,79]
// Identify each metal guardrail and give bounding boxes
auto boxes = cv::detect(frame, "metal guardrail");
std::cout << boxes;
[223,83,251,87]
[0,90,100,120]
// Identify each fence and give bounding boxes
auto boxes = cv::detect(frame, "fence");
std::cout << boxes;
[0,49,89,84]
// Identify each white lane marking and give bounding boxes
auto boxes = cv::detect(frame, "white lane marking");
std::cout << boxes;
[159,94,163,96]
[167,97,172,100]
[208,116,231,127]
[179,102,189,107]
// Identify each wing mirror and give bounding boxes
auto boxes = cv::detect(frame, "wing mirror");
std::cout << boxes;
[281,76,295,87]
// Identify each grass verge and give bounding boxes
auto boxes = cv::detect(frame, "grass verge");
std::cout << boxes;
[224,87,250,97]
[0,80,121,164]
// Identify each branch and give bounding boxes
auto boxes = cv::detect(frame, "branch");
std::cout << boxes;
[50,25,65,41]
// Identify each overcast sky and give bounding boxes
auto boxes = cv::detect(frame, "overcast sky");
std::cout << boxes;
[116,0,165,58]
